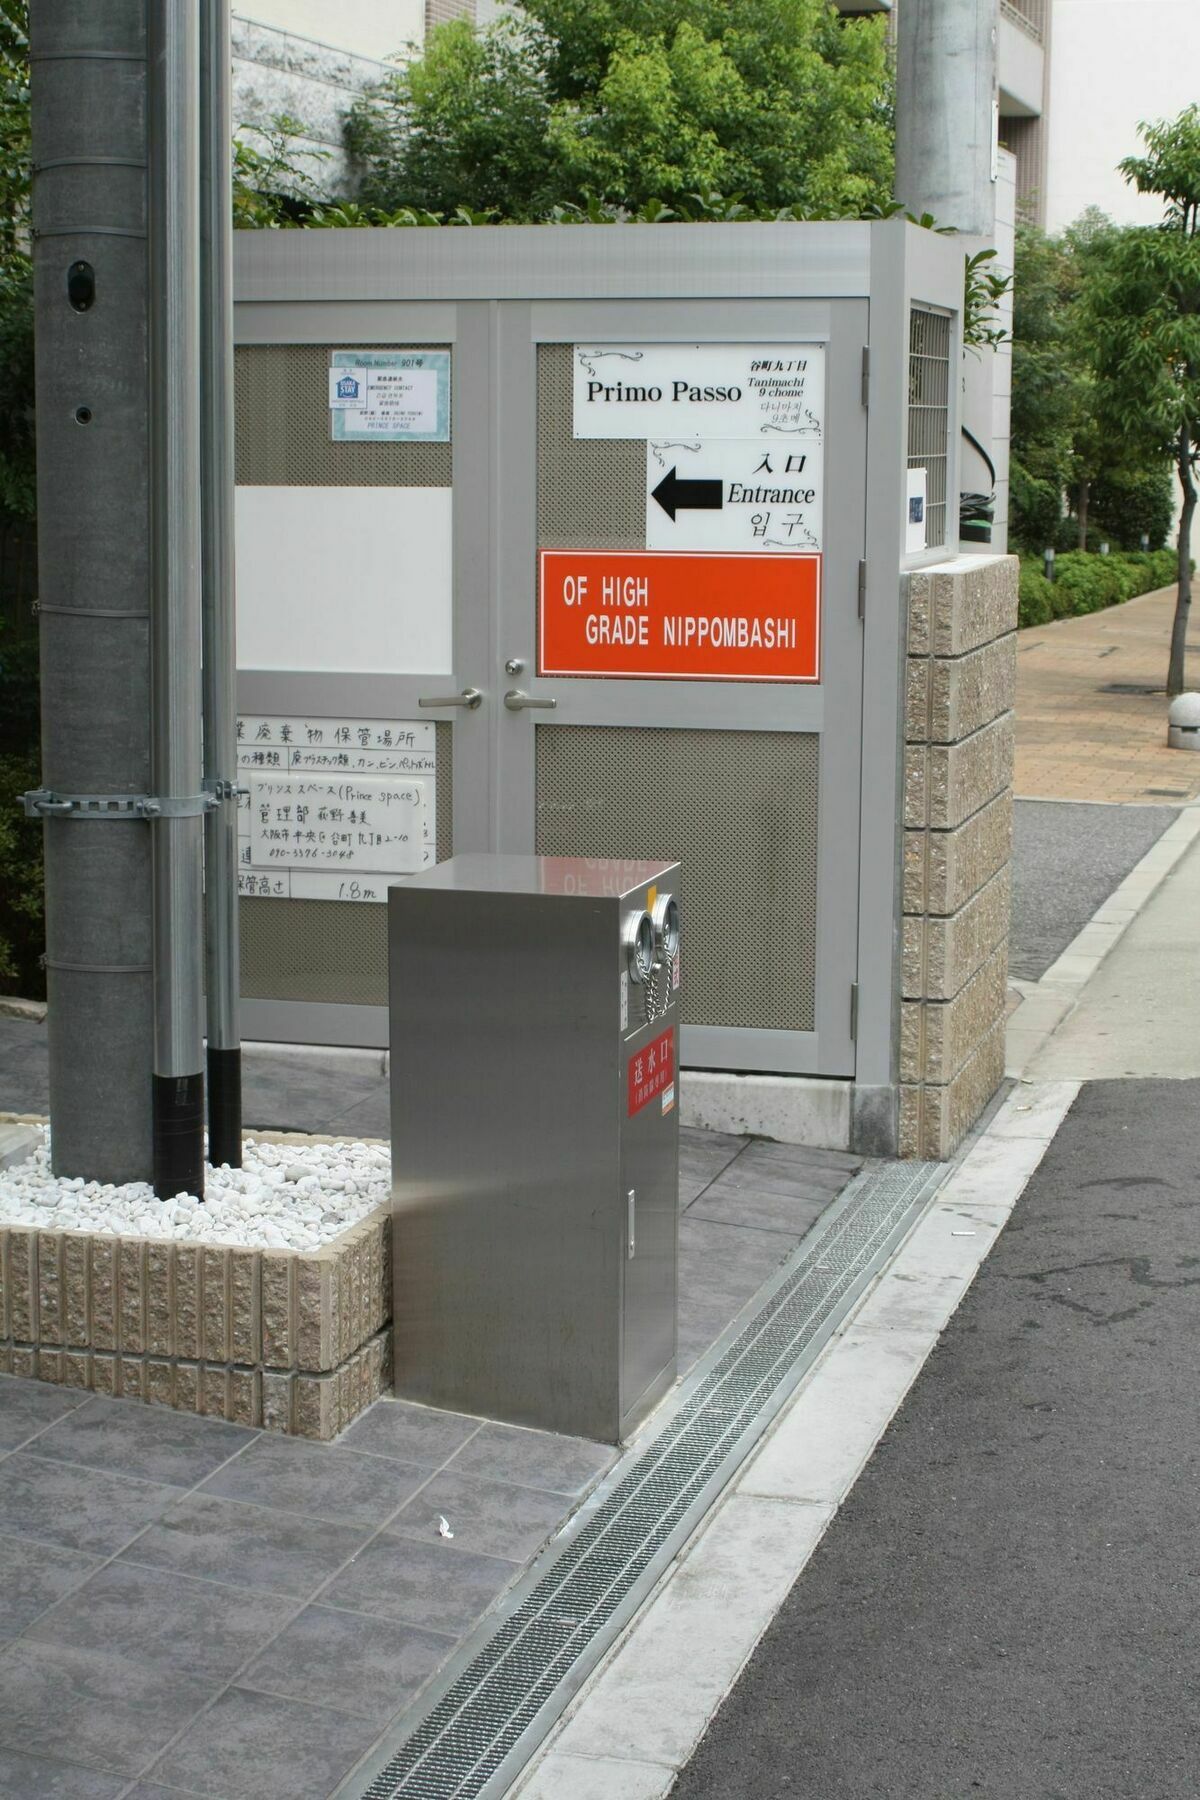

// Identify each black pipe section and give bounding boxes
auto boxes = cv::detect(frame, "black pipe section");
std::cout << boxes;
[153,1072,205,1199]
[206,1045,242,1170]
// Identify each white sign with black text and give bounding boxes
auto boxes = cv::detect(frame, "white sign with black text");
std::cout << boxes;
[645,436,823,552]
[235,716,436,903]
[573,343,825,442]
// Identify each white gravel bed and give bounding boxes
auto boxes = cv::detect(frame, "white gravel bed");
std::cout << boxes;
[0,1128,391,1250]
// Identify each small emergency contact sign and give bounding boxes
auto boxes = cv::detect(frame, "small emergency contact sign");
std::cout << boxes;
[539,550,820,682]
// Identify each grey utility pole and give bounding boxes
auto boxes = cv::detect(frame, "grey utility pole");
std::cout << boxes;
[29,1,155,1183]
[200,0,243,1170]
[894,0,999,234]
[148,0,207,1199]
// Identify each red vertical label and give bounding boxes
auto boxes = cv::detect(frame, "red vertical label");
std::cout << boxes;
[628,1028,675,1116]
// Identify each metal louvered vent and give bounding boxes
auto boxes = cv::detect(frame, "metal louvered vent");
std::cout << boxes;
[348,1156,944,1800]
[234,344,453,488]
[537,342,644,549]
[907,307,951,549]
[535,724,818,1032]
[239,723,453,1008]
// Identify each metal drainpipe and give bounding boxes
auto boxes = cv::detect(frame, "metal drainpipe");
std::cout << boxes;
[199,0,242,1169]
[148,0,206,1199]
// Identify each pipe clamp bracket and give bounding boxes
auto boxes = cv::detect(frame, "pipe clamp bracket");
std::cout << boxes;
[20,788,219,820]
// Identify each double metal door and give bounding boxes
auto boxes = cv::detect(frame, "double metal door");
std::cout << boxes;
[431,297,867,1078]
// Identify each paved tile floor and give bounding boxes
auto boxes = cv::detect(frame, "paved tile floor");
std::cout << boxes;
[0,1126,862,1799]
[1015,586,1200,805]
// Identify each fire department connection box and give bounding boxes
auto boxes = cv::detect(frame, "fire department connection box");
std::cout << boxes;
[389,854,681,1444]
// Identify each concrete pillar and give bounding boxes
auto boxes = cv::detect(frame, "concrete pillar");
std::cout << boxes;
[895,0,999,236]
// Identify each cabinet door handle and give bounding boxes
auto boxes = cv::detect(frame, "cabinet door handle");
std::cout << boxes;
[418,687,483,710]
[503,689,557,711]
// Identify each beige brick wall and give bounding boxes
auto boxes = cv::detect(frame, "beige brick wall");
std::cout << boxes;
[0,1208,391,1440]
[900,555,1017,1159]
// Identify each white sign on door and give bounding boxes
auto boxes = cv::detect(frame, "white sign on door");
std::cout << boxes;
[236,716,437,902]
[645,437,823,552]
[329,349,450,442]
[573,343,825,441]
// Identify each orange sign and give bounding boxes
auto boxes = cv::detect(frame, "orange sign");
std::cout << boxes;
[538,551,821,682]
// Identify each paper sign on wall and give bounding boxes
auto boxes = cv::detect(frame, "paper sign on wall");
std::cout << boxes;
[236,716,436,902]
[329,349,450,442]
[906,467,928,554]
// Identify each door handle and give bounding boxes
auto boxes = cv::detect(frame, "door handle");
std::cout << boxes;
[503,689,557,711]
[418,687,483,710]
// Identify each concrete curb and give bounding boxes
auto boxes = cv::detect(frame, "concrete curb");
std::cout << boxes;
[1005,801,1200,1078]
[509,1077,1080,1800]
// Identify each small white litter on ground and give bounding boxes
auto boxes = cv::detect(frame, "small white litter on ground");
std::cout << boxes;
[0,1127,390,1251]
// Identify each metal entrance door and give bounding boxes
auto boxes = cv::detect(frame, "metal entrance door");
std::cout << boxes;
[233,310,493,1044]
[489,300,867,1077]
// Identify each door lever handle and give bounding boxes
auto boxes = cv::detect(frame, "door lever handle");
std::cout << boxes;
[503,689,557,711]
[418,687,483,710]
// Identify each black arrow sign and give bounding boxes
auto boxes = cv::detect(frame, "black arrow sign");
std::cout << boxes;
[651,466,724,522]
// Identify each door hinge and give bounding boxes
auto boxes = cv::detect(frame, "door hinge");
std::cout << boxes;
[861,344,870,408]
[849,982,859,1041]
[857,560,867,620]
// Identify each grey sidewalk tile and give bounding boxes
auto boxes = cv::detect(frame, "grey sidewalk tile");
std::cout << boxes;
[341,1397,480,1467]
[147,1686,381,1800]
[199,1433,426,1528]
[387,1468,570,1562]
[703,1157,854,1202]
[239,1604,453,1722]
[0,1531,101,1640]
[0,1453,182,1556]
[321,1090,391,1139]
[25,1559,293,1687]
[32,1395,255,1487]
[677,1298,741,1373]
[0,1746,128,1799]
[686,1183,829,1238]
[0,1375,87,1452]
[735,1140,862,1177]
[321,1533,518,1634]
[678,1217,794,1311]
[446,1421,615,1496]
[0,1641,205,1777]
[118,1491,372,1599]
[242,1054,382,1137]
[678,1137,746,1205]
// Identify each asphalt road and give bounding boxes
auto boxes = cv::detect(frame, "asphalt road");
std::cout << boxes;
[1009,799,1174,981]
[672,1078,1200,1800]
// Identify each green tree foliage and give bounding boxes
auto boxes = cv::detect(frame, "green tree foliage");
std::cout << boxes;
[347,1,893,222]
[1086,106,1200,693]
[0,0,33,522]
[1009,209,1175,558]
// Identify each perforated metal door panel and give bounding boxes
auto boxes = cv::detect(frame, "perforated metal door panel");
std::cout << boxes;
[235,344,452,488]
[536,725,817,1033]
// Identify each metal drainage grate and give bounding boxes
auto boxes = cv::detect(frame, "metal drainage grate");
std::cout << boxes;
[346,1157,944,1800]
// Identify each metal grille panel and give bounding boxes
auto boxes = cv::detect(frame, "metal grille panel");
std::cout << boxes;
[235,344,453,488]
[537,343,644,549]
[351,1157,944,1800]
[535,725,817,1032]
[908,307,951,549]
[239,722,453,1007]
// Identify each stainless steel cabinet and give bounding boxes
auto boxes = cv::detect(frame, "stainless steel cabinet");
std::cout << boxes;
[389,854,680,1443]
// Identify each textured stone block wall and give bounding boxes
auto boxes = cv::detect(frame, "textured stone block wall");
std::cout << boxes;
[0,1208,391,1440]
[900,556,1018,1158]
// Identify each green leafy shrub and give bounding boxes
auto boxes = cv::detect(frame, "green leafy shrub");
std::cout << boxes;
[1017,564,1055,627]
[1018,546,1183,629]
